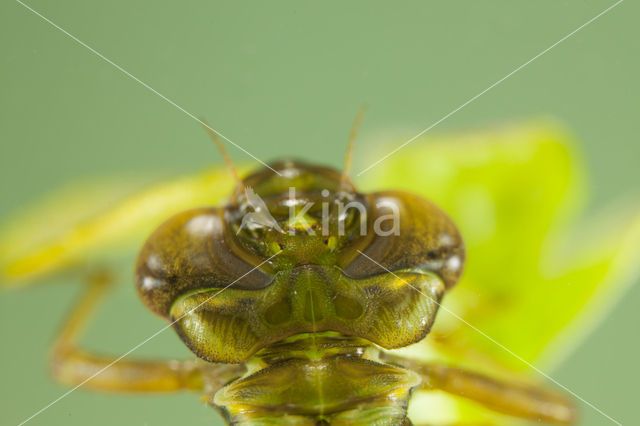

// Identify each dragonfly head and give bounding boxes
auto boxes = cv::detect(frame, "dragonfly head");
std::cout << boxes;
[135,160,465,363]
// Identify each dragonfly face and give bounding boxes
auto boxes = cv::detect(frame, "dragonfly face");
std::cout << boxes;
[135,159,465,363]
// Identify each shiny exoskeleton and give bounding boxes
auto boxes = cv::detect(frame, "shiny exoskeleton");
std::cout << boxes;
[135,160,464,425]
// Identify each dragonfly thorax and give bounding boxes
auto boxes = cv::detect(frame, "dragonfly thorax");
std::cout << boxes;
[210,332,420,425]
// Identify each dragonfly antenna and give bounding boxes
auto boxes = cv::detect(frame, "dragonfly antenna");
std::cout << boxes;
[200,118,242,185]
[341,106,366,191]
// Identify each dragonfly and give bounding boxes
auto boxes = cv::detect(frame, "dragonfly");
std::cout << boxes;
[1,118,639,425]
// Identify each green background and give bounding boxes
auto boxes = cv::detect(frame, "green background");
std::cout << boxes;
[1,1,638,425]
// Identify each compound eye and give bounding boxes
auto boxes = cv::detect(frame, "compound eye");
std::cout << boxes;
[135,208,273,318]
[340,192,464,290]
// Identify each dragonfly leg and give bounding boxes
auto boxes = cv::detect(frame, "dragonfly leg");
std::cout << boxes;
[383,354,576,424]
[50,270,207,393]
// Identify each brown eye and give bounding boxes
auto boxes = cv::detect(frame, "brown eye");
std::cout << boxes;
[135,208,273,319]
[340,191,464,289]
